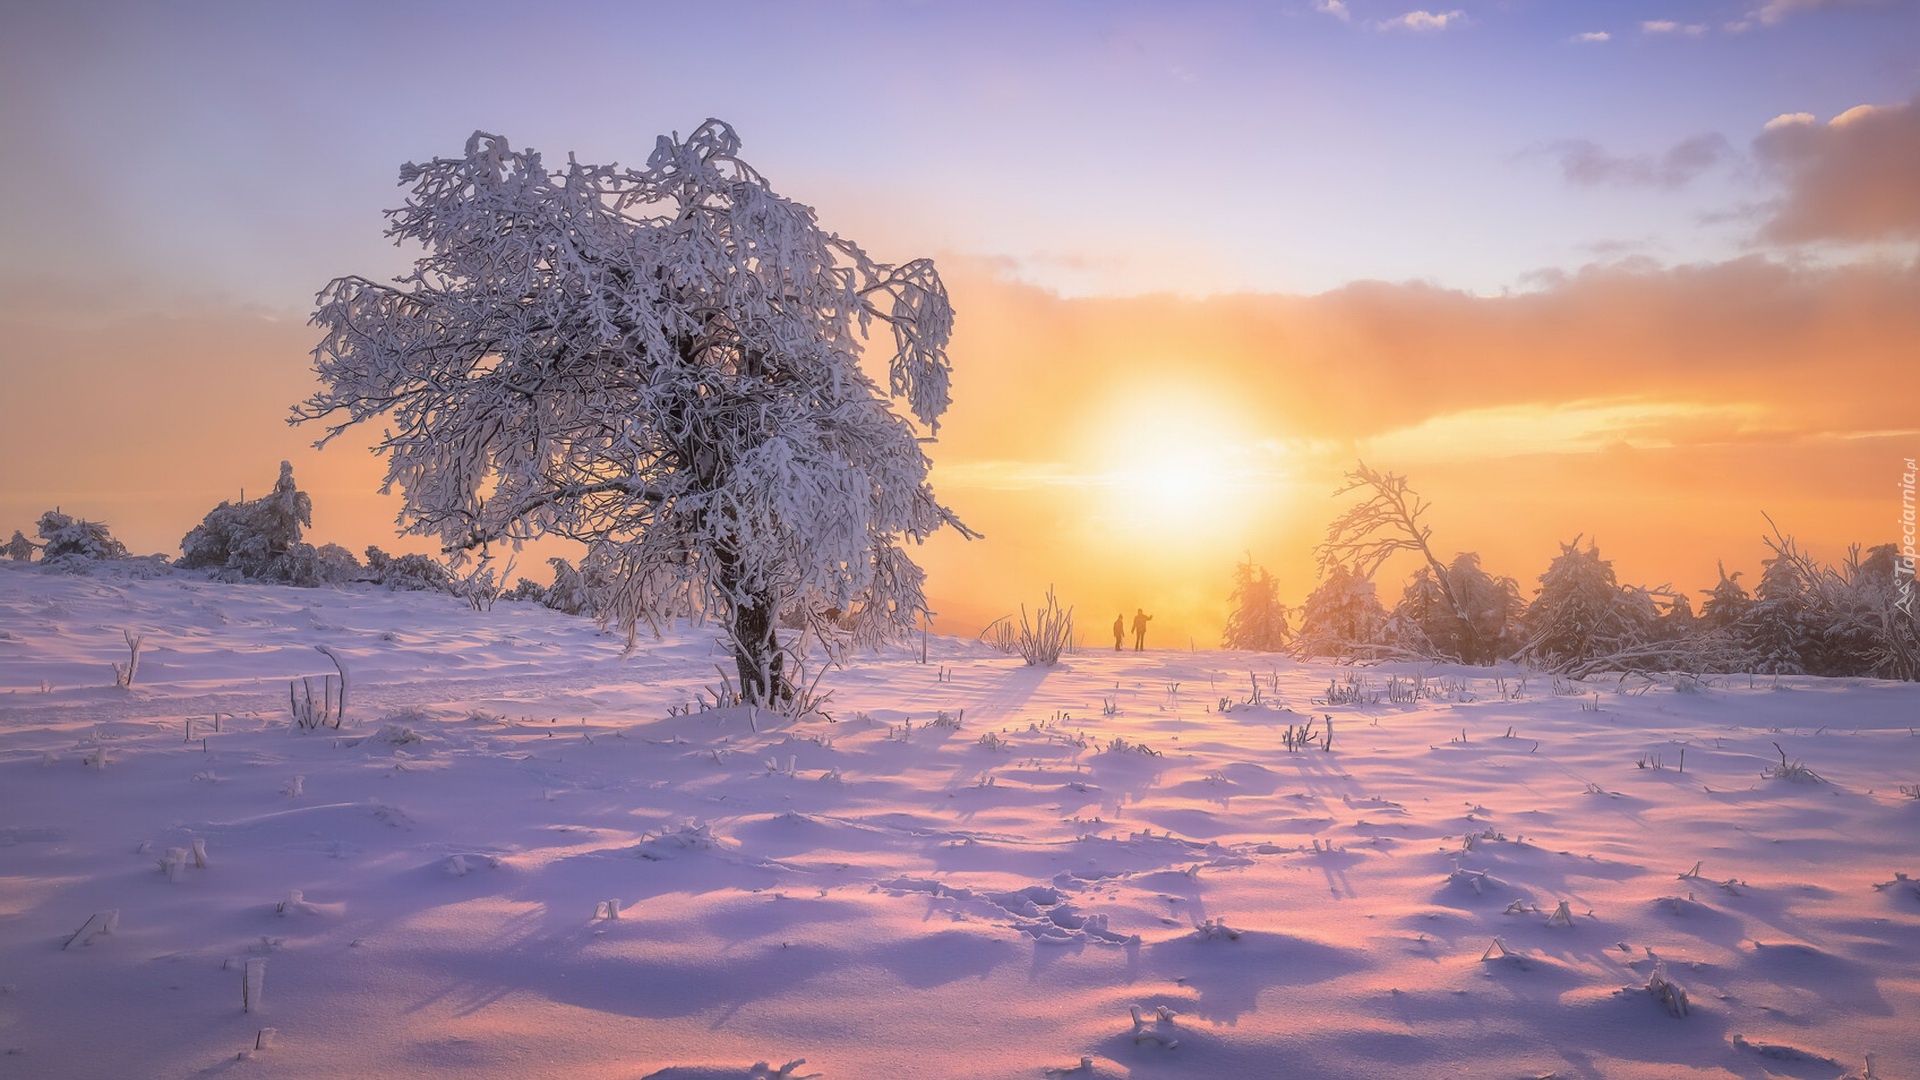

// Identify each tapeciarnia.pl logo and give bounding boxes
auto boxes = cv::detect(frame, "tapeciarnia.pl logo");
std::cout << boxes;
[1899,457,1916,619]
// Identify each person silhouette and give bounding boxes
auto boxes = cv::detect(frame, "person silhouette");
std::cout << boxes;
[1113,613,1125,651]
[1131,608,1152,651]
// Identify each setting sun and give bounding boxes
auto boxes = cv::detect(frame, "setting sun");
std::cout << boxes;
[1075,384,1280,551]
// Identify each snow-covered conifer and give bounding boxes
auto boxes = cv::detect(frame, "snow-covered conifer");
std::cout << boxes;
[1517,538,1662,674]
[297,123,969,704]
[1294,565,1387,661]
[1393,552,1520,664]
[178,462,323,583]
[1699,563,1752,631]
[4,529,37,562]
[1223,556,1290,651]
[1743,552,1810,674]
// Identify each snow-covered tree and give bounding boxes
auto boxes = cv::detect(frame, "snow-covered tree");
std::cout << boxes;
[1294,565,1387,662]
[4,530,37,562]
[1317,463,1485,661]
[1393,552,1520,664]
[1517,538,1664,674]
[37,510,130,561]
[1756,522,1917,680]
[296,124,969,704]
[178,462,325,583]
[1743,552,1810,674]
[1222,556,1290,651]
[1699,562,1752,631]
[1658,591,1696,637]
[540,556,597,616]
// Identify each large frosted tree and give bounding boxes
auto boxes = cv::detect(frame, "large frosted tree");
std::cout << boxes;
[296,123,971,705]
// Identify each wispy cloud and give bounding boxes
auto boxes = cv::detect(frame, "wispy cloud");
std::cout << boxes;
[1641,19,1708,35]
[1316,0,1352,21]
[1543,133,1733,189]
[1376,9,1466,32]
[1573,31,1611,43]
[1364,400,1768,464]
[1753,0,1882,25]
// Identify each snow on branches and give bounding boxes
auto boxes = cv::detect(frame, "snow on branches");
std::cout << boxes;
[296,123,971,704]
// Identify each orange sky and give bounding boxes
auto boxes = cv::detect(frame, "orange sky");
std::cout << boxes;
[4,250,1911,647]
[3,2,1916,649]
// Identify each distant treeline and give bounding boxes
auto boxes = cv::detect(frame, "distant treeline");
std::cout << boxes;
[1223,464,1918,681]
[2,462,601,620]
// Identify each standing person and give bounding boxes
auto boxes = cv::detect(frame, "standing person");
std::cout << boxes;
[1132,608,1153,651]
[1113,614,1125,651]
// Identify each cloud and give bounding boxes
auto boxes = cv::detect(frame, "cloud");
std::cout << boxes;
[1754,94,1920,244]
[1376,9,1465,31]
[1752,0,1881,25]
[1316,0,1352,21]
[1544,133,1733,189]
[1641,19,1708,34]
[920,255,1920,632]
[1573,31,1611,42]
[935,254,1920,463]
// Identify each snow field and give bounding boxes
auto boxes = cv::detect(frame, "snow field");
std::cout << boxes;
[1,563,1916,1079]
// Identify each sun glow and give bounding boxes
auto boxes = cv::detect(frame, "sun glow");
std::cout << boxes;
[1077,385,1281,551]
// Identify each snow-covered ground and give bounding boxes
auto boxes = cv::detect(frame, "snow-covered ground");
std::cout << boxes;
[2,562,1916,1080]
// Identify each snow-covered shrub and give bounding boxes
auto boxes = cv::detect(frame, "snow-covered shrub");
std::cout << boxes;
[1016,586,1074,667]
[1757,526,1917,681]
[1223,556,1290,652]
[285,542,364,587]
[296,122,969,704]
[37,510,130,561]
[978,615,1020,653]
[504,577,548,603]
[447,559,511,611]
[363,547,451,592]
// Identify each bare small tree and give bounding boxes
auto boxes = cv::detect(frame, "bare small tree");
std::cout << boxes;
[1316,462,1483,662]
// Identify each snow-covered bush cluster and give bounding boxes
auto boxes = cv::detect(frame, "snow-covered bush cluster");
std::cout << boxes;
[36,510,130,562]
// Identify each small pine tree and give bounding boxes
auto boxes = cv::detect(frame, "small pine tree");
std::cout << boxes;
[1518,537,1657,673]
[1660,591,1696,633]
[1294,565,1387,661]
[1394,552,1521,664]
[1223,556,1290,652]
[1743,552,1810,674]
[1699,562,1752,630]
[3,530,37,562]
[541,557,596,615]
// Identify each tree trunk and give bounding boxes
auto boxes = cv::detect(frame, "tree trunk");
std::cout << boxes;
[728,589,792,706]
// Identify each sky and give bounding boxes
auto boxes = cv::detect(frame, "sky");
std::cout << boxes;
[2,0,1917,646]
